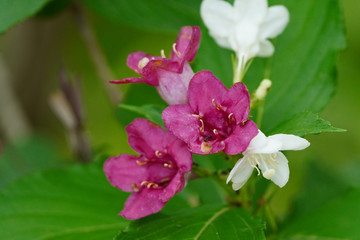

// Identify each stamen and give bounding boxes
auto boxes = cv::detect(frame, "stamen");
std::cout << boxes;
[263,169,275,179]
[136,160,147,166]
[264,156,277,169]
[199,119,205,133]
[228,113,234,120]
[172,43,182,58]
[271,154,279,164]
[201,142,212,154]
[159,177,170,184]
[212,99,222,111]
[138,57,150,69]
[155,150,164,158]
[131,183,139,192]
[213,129,219,135]
[161,49,166,58]
[163,163,175,168]
[192,114,201,118]
[140,181,159,189]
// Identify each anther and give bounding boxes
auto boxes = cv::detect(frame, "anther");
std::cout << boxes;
[201,142,212,154]
[192,114,201,118]
[131,183,139,192]
[136,160,147,166]
[228,113,235,121]
[163,163,175,168]
[263,169,275,179]
[212,99,222,111]
[155,150,164,158]
[140,181,159,189]
[199,119,205,133]
[161,49,166,58]
[172,43,182,58]
[213,129,219,135]
[138,57,150,69]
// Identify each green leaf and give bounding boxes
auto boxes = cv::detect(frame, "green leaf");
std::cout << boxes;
[245,0,346,132]
[194,33,233,88]
[279,188,360,240]
[119,104,165,127]
[269,112,346,137]
[0,163,129,240]
[82,0,202,33]
[0,136,66,190]
[0,0,53,34]
[116,205,266,240]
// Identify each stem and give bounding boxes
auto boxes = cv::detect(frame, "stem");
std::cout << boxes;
[72,2,123,105]
[256,101,265,128]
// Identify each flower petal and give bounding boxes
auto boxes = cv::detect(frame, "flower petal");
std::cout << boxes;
[223,120,258,155]
[126,118,168,158]
[159,171,185,202]
[126,51,152,74]
[167,135,193,171]
[245,130,281,154]
[257,40,274,57]
[162,104,200,145]
[110,77,157,86]
[222,82,250,123]
[188,70,228,117]
[260,5,289,39]
[200,0,233,38]
[261,152,289,188]
[233,0,268,24]
[227,156,254,191]
[104,154,148,192]
[156,62,194,105]
[268,134,310,151]
[171,26,201,64]
[120,188,166,220]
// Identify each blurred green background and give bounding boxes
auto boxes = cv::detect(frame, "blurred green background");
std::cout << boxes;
[0,0,359,221]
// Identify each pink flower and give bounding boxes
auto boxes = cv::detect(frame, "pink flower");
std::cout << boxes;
[162,70,258,155]
[111,26,201,105]
[104,118,192,220]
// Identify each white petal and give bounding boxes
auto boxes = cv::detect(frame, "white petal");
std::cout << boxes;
[269,152,289,187]
[233,0,268,24]
[257,40,274,57]
[229,22,259,53]
[201,0,233,38]
[268,134,310,151]
[227,157,253,191]
[245,130,282,154]
[260,5,290,39]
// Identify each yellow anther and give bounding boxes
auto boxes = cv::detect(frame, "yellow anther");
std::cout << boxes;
[138,57,150,69]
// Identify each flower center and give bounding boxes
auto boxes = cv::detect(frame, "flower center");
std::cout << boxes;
[248,153,279,180]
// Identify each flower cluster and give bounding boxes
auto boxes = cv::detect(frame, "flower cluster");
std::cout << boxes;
[104,0,309,220]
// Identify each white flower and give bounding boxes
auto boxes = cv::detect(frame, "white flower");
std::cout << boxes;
[227,130,310,190]
[201,0,289,71]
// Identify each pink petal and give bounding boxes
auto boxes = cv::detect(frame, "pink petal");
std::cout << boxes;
[120,188,166,220]
[166,135,193,171]
[162,104,200,145]
[159,171,185,202]
[156,62,194,105]
[126,118,168,158]
[110,77,154,85]
[104,154,148,192]
[171,26,201,67]
[223,120,258,155]
[222,82,250,124]
[188,70,227,117]
[126,51,151,74]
